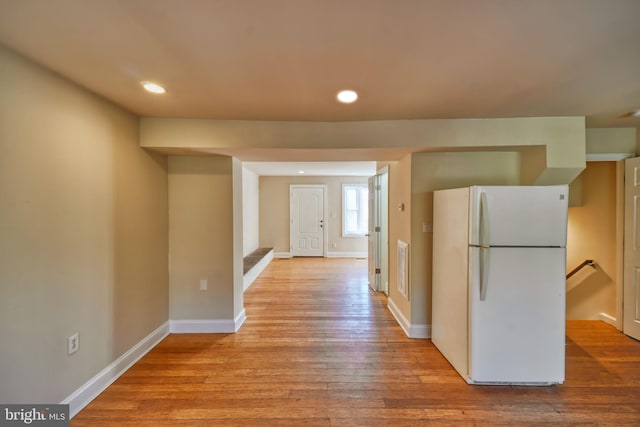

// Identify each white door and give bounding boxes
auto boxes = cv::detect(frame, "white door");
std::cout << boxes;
[469,247,566,384]
[368,176,379,290]
[290,186,325,257]
[378,169,389,295]
[623,158,640,340]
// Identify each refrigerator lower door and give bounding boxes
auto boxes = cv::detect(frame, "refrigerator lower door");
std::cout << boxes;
[469,246,565,385]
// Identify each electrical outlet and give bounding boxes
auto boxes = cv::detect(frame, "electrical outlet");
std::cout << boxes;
[68,333,79,355]
[332,242,337,248]
[200,279,208,291]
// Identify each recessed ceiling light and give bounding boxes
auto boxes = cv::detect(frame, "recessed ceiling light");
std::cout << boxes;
[337,90,358,104]
[141,81,166,94]
[298,170,305,174]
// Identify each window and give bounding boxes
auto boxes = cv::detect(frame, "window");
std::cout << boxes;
[342,184,368,236]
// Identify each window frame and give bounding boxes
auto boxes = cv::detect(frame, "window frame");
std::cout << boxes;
[341,183,369,237]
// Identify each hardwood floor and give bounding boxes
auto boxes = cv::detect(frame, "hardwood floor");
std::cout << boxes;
[72,258,640,426]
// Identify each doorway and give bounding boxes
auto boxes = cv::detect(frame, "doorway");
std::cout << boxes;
[624,157,640,340]
[368,167,389,294]
[290,185,326,257]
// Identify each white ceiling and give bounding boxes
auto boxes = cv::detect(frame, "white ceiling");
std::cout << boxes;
[1,1,639,176]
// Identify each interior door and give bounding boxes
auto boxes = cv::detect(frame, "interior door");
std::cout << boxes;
[623,157,640,340]
[378,169,389,294]
[367,176,379,290]
[290,186,325,257]
[367,170,390,293]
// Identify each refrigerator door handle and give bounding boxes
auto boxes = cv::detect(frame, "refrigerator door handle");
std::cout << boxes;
[479,247,490,301]
[480,192,490,247]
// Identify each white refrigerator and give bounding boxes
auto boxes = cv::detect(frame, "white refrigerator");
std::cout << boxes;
[431,185,568,385]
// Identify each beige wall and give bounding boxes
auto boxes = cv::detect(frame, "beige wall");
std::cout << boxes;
[141,116,586,190]
[141,109,588,338]
[140,117,585,183]
[259,176,369,255]
[409,152,520,327]
[168,156,242,320]
[586,128,636,155]
[385,156,413,318]
[568,128,635,325]
[566,162,617,320]
[381,152,520,329]
[0,46,169,403]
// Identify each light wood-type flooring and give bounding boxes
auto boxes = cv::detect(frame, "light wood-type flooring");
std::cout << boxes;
[72,258,640,426]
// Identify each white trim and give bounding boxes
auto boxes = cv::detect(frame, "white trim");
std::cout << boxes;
[387,297,410,337]
[62,321,170,419]
[327,251,367,258]
[243,249,274,291]
[615,161,624,331]
[234,309,247,331]
[386,297,430,339]
[377,164,390,176]
[410,323,431,339]
[274,251,292,258]
[342,183,369,237]
[170,309,247,333]
[586,153,635,162]
[397,240,410,300]
[596,312,616,326]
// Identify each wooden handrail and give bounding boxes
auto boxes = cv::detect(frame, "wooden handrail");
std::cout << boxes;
[566,259,595,280]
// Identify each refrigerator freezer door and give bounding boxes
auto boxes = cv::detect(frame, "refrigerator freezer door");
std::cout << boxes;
[469,186,568,248]
[468,246,565,384]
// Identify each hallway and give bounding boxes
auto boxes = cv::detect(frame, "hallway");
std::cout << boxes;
[73,258,640,426]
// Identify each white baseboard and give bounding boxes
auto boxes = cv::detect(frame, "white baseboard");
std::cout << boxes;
[387,297,430,339]
[327,251,367,259]
[62,321,170,419]
[387,297,410,337]
[274,252,292,259]
[235,309,247,331]
[62,309,249,418]
[410,323,431,339]
[170,309,247,333]
[274,251,366,259]
[244,250,273,291]
[596,312,616,326]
